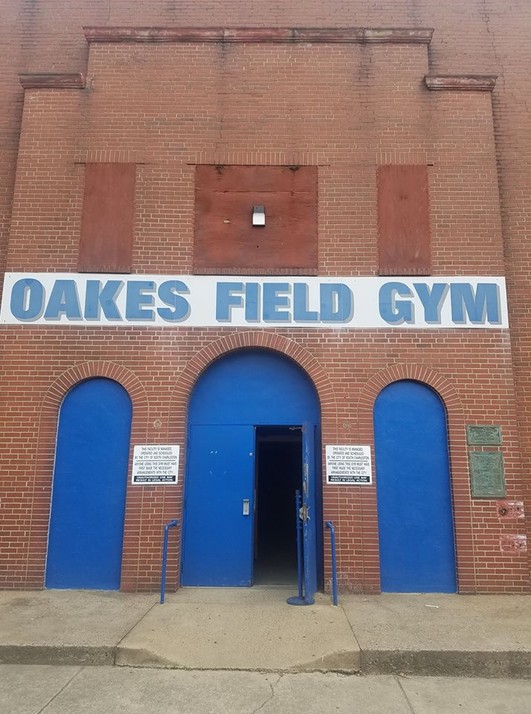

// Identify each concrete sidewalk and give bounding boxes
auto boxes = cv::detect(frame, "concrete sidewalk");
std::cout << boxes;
[0,588,530,678]
[3,667,531,713]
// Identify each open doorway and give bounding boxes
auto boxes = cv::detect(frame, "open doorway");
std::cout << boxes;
[182,349,321,595]
[254,426,302,586]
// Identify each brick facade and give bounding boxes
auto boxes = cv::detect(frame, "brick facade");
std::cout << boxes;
[1,1,530,594]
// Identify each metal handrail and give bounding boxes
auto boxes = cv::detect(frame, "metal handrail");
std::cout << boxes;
[160,519,179,604]
[325,521,338,606]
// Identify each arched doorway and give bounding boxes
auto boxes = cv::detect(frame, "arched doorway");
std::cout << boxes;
[45,378,132,589]
[181,349,321,597]
[374,380,457,593]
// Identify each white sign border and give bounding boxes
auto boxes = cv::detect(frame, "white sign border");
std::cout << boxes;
[131,444,180,486]
[0,272,509,330]
[326,444,373,486]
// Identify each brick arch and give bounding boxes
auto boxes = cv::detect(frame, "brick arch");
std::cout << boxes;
[168,331,337,448]
[38,361,149,466]
[41,361,149,417]
[358,363,463,435]
[27,362,149,589]
[357,363,476,594]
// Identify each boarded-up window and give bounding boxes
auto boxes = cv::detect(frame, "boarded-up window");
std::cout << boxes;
[194,166,318,274]
[78,163,136,273]
[377,165,431,275]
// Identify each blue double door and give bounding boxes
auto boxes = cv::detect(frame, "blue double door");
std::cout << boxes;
[181,350,320,595]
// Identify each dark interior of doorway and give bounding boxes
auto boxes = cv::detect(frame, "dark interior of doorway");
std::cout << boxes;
[254,426,302,587]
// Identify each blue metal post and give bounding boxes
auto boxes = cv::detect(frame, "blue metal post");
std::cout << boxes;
[160,519,179,605]
[325,521,338,606]
[295,490,303,598]
[287,490,306,606]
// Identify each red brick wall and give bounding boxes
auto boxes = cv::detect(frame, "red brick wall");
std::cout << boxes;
[1,1,530,593]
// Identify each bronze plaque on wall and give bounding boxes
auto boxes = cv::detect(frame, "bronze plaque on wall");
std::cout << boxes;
[469,451,506,498]
[466,425,502,446]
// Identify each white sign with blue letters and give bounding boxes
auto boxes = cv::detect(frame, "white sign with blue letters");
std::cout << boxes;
[0,273,508,329]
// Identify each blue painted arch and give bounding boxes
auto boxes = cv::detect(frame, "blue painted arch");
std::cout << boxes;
[188,348,320,426]
[374,379,457,593]
[182,348,321,588]
[46,378,132,590]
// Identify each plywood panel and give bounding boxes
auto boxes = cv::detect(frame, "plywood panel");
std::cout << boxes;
[79,163,135,273]
[194,166,318,273]
[377,165,431,275]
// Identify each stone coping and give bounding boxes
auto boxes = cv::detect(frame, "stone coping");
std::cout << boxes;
[83,26,434,45]
[19,73,85,89]
[425,75,497,91]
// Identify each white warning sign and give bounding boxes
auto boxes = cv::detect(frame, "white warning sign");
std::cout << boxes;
[326,445,372,485]
[132,445,180,485]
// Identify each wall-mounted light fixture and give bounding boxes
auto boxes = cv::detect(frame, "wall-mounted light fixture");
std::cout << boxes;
[252,205,266,227]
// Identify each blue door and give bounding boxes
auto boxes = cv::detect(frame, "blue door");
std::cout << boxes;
[181,425,255,586]
[181,349,320,591]
[46,378,132,590]
[374,380,456,593]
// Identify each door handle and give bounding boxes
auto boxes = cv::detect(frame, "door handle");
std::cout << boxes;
[242,498,250,516]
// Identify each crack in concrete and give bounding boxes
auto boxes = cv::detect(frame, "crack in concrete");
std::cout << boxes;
[38,666,83,714]
[250,674,282,714]
[115,599,159,659]
[394,675,417,714]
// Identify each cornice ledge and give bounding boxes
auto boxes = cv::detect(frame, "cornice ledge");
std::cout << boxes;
[83,26,434,45]
[425,75,497,92]
[19,73,85,89]
[362,28,433,44]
